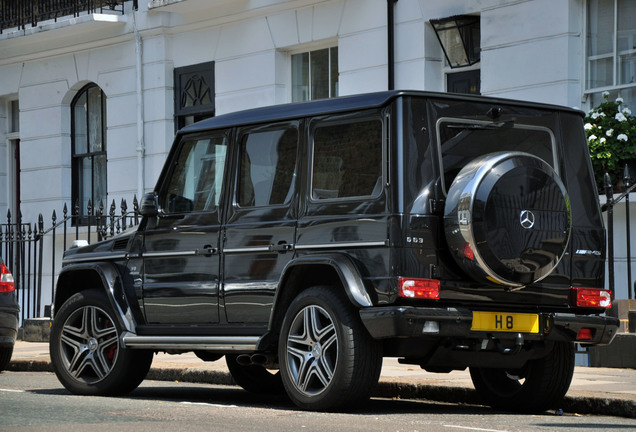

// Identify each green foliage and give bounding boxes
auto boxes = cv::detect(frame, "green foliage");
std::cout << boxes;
[585,92,636,191]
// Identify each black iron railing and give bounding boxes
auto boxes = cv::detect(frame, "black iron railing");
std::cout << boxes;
[604,164,636,300]
[0,197,140,323]
[0,0,138,33]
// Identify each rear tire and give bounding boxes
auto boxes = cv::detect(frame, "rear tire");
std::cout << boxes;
[469,341,575,413]
[50,289,153,395]
[278,286,382,411]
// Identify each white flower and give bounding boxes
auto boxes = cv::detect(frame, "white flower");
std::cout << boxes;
[606,128,614,137]
[616,97,624,104]
[584,123,593,130]
[600,137,607,144]
[588,134,598,142]
[623,107,632,115]
[599,112,606,117]
[616,112,628,122]
[617,134,629,142]
[603,91,610,97]
[591,112,600,119]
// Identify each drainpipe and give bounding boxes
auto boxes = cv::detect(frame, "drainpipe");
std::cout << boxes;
[133,12,145,200]
[387,0,398,90]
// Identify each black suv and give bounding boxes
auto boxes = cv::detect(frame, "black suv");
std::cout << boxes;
[50,91,619,412]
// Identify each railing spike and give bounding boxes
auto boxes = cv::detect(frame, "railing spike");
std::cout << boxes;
[63,203,68,218]
[52,209,57,224]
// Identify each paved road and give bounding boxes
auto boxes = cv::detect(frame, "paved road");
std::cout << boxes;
[10,341,636,419]
[1,371,636,432]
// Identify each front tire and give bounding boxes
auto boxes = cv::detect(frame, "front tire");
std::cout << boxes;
[50,289,153,395]
[469,341,575,413]
[278,286,382,411]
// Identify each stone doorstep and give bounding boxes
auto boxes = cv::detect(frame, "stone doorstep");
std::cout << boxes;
[22,318,51,343]
[589,333,636,369]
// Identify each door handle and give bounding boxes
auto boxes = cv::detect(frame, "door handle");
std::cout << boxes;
[196,246,218,257]
[269,242,293,253]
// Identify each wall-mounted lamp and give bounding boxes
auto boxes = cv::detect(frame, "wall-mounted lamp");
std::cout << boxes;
[430,15,480,68]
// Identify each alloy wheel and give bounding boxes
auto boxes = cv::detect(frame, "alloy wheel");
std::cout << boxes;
[58,305,119,383]
[285,304,338,396]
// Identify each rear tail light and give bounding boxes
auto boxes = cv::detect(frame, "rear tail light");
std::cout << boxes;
[398,277,440,300]
[576,328,594,341]
[0,264,15,293]
[571,287,612,308]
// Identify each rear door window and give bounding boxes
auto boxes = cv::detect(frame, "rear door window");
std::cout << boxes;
[237,126,298,207]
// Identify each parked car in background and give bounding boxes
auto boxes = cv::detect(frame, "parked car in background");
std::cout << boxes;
[50,91,619,412]
[0,259,18,372]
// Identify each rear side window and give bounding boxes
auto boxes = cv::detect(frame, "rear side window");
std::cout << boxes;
[237,125,298,207]
[311,119,383,200]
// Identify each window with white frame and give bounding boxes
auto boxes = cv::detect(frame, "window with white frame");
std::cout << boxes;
[71,84,107,222]
[586,0,636,108]
[291,47,338,102]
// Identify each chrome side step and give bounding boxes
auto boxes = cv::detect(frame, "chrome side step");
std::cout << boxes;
[121,332,260,351]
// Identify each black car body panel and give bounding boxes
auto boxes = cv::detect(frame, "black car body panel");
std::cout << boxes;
[51,91,619,409]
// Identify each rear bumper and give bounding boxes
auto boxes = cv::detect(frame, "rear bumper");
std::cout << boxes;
[359,306,619,346]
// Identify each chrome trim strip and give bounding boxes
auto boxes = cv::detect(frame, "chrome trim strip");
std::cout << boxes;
[64,253,128,263]
[121,332,260,351]
[223,246,271,254]
[295,241,387,251]
[143,250,197,258]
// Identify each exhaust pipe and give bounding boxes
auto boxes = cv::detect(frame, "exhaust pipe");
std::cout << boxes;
[235,353,276,367]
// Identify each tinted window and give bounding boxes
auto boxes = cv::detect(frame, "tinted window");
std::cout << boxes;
[311,119,382,200]
[237,126,298,207]
[437,120,555,193]
[161,134,228,213]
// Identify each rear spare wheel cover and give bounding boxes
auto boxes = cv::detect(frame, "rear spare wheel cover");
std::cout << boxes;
[443,152,571,287]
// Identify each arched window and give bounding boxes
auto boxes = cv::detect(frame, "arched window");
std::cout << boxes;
[71,84,107,221]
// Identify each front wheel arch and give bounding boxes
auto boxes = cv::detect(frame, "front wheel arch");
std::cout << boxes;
[54,263,136,333]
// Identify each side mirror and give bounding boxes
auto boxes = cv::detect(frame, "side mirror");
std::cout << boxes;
[140,193,159,217]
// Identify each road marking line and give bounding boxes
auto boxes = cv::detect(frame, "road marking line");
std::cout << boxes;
[444,425,508,432]
[179,401,238,408]
[0,389,25,393]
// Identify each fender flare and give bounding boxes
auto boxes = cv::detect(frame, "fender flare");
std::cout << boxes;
[278,253,373,307]
[55,262,137,333]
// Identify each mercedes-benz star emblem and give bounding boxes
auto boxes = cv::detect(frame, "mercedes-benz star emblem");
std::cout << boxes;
[520,210,535,229]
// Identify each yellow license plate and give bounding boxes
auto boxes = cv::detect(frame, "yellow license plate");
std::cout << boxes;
[471,311,539,333]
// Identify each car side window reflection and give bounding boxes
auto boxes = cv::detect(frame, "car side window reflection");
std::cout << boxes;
[238,126,298,207]
[161,134,228,213]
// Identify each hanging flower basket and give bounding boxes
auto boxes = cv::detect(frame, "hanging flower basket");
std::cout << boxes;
[585,92,636,192]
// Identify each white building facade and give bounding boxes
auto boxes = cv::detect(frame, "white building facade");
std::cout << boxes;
[1,0,635,310]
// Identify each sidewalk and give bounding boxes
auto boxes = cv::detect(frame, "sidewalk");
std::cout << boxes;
[7,340,636,419]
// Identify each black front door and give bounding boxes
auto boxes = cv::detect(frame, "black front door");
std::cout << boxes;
[142,132,229,325]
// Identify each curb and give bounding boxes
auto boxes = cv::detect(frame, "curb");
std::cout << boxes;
[8,359,636,419]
